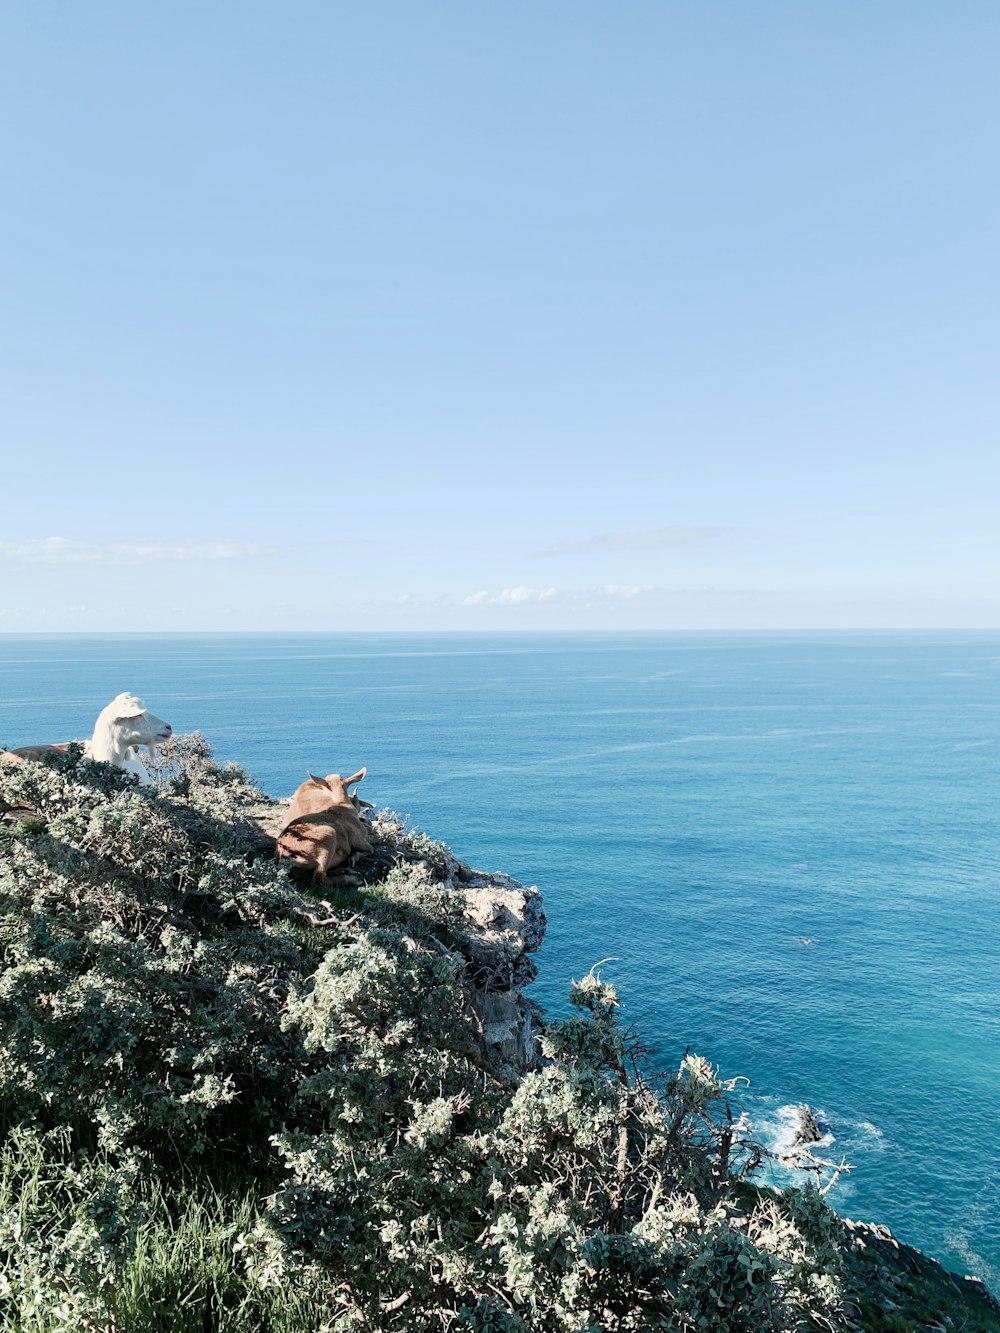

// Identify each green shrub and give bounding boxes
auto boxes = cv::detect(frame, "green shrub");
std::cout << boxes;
[0,739,889,1330]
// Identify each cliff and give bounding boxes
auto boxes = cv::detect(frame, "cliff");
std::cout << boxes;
[841,1220,999,1331]
[0,734,996,1332]
[257,798,548,1081]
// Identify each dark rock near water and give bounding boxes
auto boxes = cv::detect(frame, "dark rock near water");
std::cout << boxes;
[789,1103,825,1150]
[843,1219,1000,1328]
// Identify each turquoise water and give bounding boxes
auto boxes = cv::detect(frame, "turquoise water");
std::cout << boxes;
[1,631,997,1283]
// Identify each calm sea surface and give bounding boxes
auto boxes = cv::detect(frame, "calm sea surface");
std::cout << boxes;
[1,631,997,1282]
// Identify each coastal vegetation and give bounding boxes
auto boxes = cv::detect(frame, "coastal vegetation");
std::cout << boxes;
[0,740,996,1331]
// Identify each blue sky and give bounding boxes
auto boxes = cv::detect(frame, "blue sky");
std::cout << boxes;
[2,2,998,630]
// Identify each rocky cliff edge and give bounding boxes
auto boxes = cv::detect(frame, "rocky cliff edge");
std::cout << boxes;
[257,799,547,1082]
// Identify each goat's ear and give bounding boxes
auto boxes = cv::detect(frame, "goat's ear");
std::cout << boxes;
[114,694,146,720]
[345,767,367,788]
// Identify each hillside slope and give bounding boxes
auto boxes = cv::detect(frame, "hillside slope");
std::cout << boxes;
[0,736,996,1332]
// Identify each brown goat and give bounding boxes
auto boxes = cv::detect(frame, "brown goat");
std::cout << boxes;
[276,768,373,883]
[2,743,71,765]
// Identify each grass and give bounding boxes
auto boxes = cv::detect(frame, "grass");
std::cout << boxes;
[114,1184,324,1333]
[0,1129,329,1333]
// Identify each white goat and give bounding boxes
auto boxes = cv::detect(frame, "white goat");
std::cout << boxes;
[4,693,172,785]
[84,693,173,782]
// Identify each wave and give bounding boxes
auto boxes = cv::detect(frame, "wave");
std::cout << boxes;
[756,1103,836,1159]
[749,1100,888,1203]
[945,1234,1000,1291]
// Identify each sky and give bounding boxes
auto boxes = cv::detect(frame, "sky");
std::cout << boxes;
[2,2,998,632]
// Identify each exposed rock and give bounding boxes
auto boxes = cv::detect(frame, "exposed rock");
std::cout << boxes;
[450,871,546,1079]
[471,988,546,1083]
[456,875,546,988]
[382,850,547,1078]
[789,1103,824,1151]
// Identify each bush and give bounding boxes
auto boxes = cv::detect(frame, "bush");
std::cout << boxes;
[0,740,855,1330]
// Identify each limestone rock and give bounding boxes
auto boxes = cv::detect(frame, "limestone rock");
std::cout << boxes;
[456,875,547,990]
[450,872,546,1077]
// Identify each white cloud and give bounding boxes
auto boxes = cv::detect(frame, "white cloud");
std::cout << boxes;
[463,584,652,607]
[535,525,732,556]
[601,583,649,599]
[0,537,276,566]
[463,586,559,606]
[499,586,558,604]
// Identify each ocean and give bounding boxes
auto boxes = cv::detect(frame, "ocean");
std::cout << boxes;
[1,630,997,1283]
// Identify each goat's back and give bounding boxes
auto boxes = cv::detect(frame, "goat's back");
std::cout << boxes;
[276,805,373,879]
[5,743,72,763]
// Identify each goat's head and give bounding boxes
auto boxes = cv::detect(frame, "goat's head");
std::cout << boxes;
[110,694,172,748]
[305,768,368,808]
[91,693,173,765]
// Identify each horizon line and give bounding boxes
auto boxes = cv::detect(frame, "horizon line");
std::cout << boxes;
[2,627,999,638]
